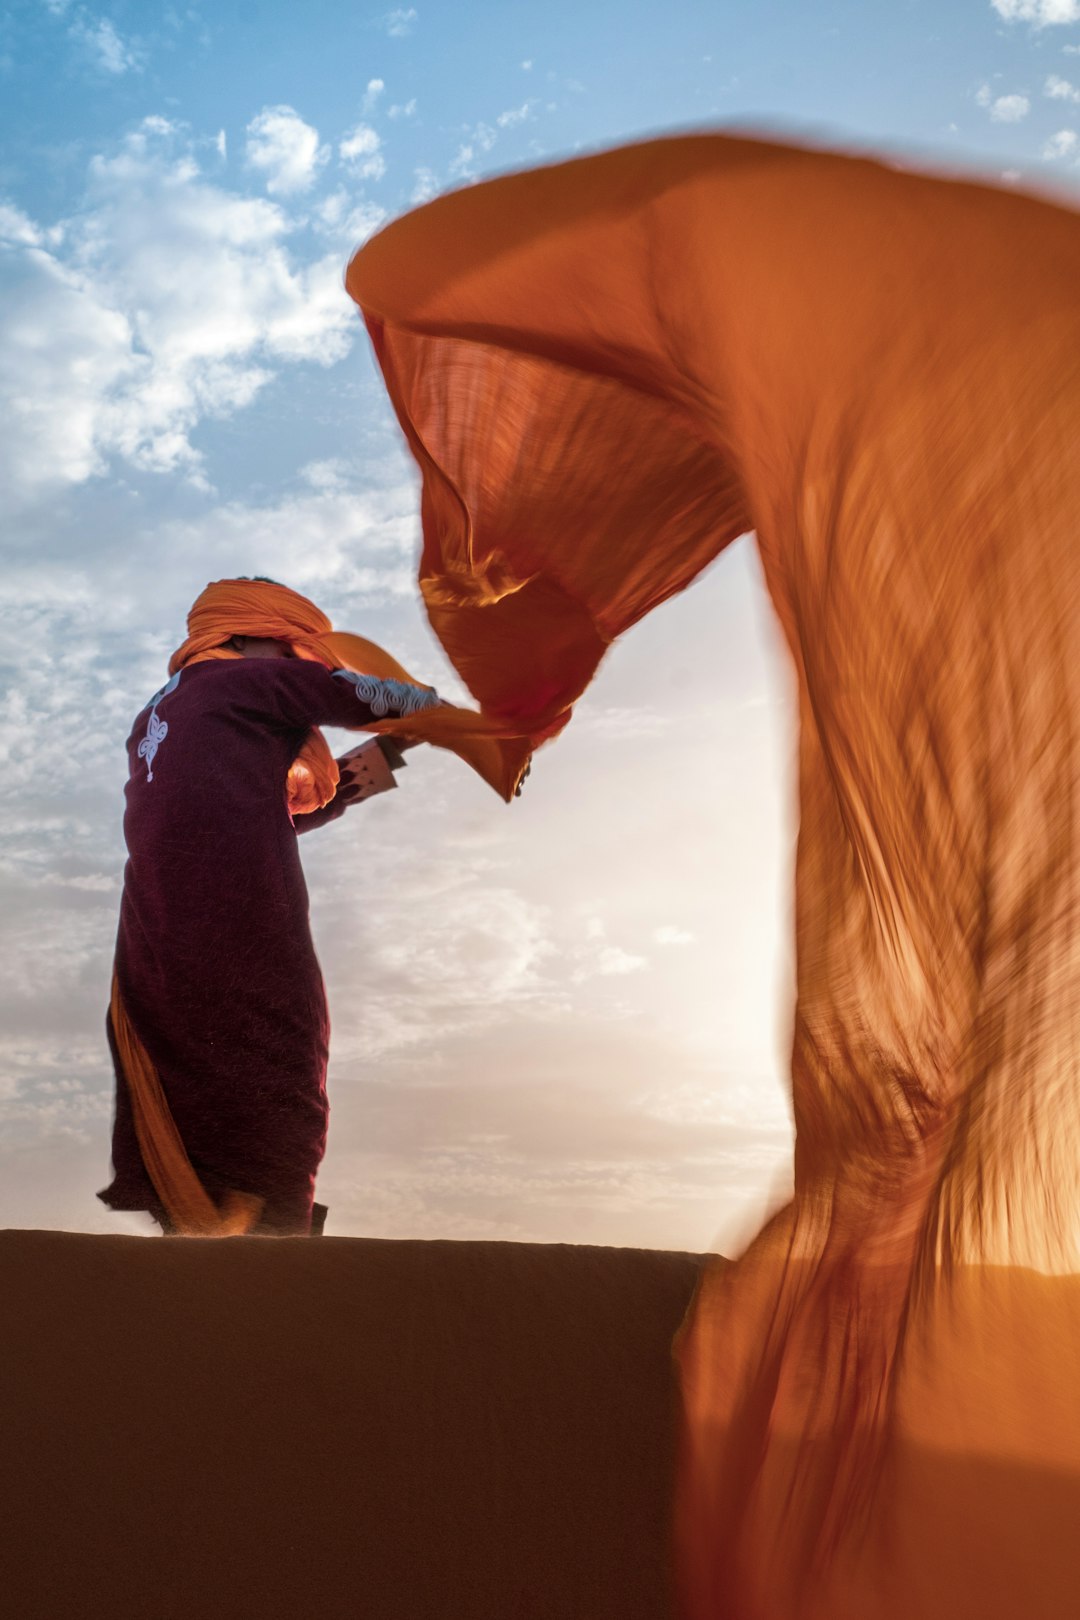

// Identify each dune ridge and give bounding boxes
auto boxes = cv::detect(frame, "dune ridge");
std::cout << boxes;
[1,1230,704,1620]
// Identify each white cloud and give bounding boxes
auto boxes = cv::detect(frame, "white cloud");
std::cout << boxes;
[312,189,386,248]
[245,105,328,195]
[339,122,386,181]
[521,59,533,71]
[1043,127,1080,156]
[68,11,141,74]
[575,705,669,741]
[496,101,537,128]
[989,92,1031,120]
[654,925,696,946]
[0,202,44,247]
[596,945,647,976]
[0,120,355,505]
[149,481,422,601]
[374,887,555,1004]
[1046,72,1080,98]
[567,915,648,980]
[388,98,417,119]
[411,165,439,203]
[0,250,141,499]
[383,7,417,34]
[300,458,351,493]
[449,122,497,179]
[362,77,385,113]
[45,5,142,74]
[973,82,1032,120]
[991,0,1080,20]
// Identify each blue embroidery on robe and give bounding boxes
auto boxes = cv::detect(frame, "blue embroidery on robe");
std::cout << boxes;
[332,670,440,718]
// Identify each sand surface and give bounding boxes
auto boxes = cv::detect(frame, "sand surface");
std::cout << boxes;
[1,1230,704,1620]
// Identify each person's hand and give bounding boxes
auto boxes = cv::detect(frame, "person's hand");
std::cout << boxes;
[335,736,408,802]
[335,754,369,802]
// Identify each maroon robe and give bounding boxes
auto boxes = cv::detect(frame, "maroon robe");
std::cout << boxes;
[98,657,432,1236]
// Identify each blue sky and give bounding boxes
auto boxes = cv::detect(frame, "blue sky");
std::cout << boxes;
[8,1,1080,191]
[2,0,1079,1245]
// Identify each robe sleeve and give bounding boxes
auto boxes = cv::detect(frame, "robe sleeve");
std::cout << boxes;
[291,796,349,836]
[238,658,441,734]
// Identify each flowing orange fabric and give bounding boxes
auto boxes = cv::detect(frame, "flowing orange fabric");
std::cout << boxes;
[170,577,534,808]
[108,976,264,1237]
[347,135,1080,1617]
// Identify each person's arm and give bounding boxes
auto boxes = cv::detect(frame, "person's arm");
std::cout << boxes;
[243,657,442,733]
[293,736,415,835]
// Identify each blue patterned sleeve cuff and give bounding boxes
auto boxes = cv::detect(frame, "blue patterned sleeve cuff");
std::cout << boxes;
[331,670,441,718]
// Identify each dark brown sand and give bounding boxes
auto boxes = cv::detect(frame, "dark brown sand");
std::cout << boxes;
[0,1231,705,1620]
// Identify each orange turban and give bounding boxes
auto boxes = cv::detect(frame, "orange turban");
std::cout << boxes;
[169,577,340,671]
[169,577,535,810]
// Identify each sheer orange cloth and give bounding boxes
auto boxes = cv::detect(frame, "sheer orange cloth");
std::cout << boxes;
[347,135,1080,1618]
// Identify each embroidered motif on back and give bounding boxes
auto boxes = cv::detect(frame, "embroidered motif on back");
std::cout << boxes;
[137,671,181,782]
[333,670,441,718]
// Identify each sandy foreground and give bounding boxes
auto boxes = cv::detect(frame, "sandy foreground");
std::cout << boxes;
[0,1230,704,1620]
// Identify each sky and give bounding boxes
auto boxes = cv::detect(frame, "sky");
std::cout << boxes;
[2,0,1079,1248]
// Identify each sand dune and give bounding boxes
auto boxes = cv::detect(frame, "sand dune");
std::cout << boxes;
[1,1230,704,1620]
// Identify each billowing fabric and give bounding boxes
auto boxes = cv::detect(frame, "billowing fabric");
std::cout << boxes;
[171,577,534,810]
[347,135,1080,1617]
[99,657,440,1237]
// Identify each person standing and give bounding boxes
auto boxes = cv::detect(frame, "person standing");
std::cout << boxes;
[98,576,445,1238]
